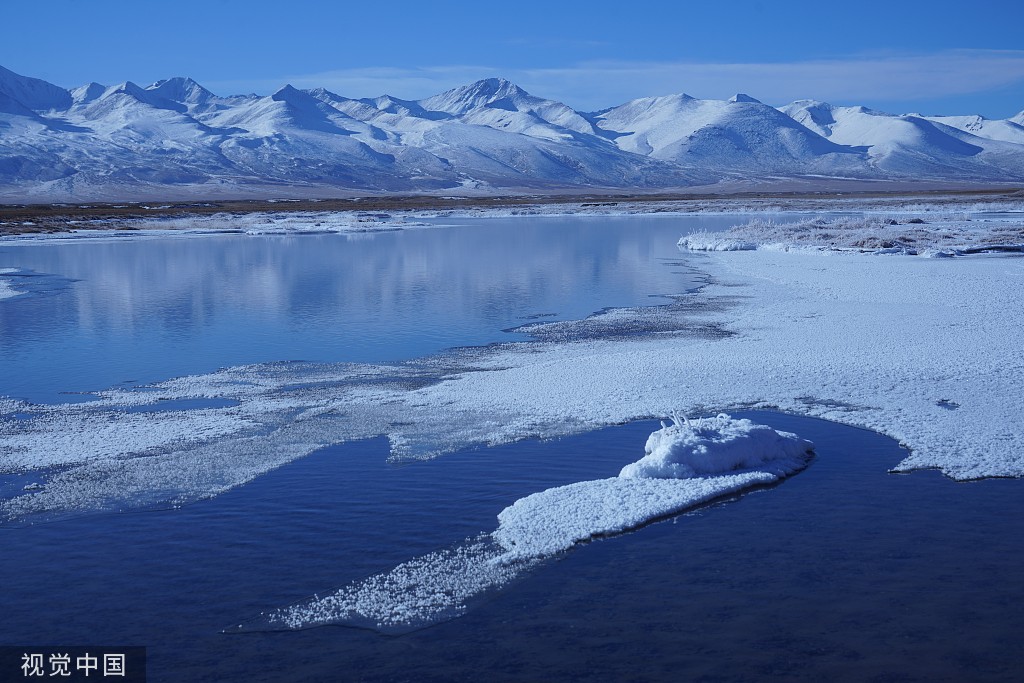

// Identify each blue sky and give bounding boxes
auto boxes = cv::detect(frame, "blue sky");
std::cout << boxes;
[3,0,1023,117]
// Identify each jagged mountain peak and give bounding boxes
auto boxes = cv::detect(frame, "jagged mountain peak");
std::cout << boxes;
[420,78,536,115]
[452,77,527,98]
[146,76,214,104]
[149,76,201,88]
[307,86,344,100]
[249,83,366,134]
[113,81,146,97]
[416,77,601,136]
[729,93,761,104]
[270,84,342,109]
[71,82,107,105]
[269,84,332,109]
[79,80,189,115]
[271,84,303,99]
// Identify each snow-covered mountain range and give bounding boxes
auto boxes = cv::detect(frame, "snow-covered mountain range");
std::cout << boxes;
[2,64,1023,201]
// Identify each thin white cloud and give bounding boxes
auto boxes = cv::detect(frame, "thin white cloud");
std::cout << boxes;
[548,51,1024,108]
[203,50,1024,112]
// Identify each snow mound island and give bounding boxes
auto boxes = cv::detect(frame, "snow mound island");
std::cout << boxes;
[258,415,814,633]
[494,414,814,559]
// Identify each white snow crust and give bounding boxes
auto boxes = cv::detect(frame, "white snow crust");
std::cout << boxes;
[256,536,526,634]
[493,414,812,564]
[0,281,19,300]
[492,416,810,565]
[680,214,1024,255]
[0,268,23,299]
[619,414,812,479]
[256,415,811,631]
[491,474,773,562]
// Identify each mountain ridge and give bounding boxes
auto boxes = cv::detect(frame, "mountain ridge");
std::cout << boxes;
[1,65,1022,201]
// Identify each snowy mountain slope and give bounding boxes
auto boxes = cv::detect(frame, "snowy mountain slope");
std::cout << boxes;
[0,64,1022,201]
[202,79,695,190]
[3,78,244,191]
[209,89,436,191]
[0,90,43,119]
[421,78,599,138]
[780,100,1024,180]
[310,91,451,132]
[204,84,367,137]
[593,93,870,177]
[70,82,107,105]
[0,101,77,183]
[146,77,218,110]
[414,119,696,189]
[923,114,1024,145]
[0,65,72,112]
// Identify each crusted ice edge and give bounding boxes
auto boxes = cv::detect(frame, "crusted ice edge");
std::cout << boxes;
[248,415,812,632]
[678,215,1024,255]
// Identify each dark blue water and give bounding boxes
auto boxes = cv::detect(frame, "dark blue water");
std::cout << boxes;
[0,414,1020,682]
[0,214,736,404]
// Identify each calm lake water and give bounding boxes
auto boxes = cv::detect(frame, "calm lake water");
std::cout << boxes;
[1,215,1021,682]
[0,214,735,404]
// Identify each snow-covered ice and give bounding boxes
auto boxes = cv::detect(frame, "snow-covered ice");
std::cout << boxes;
[253,415,812,631]
[679,215,1024,255]
[0,268,24,299]
[250,536,527,634]
[619,414,812,479]
[495,415,812,561]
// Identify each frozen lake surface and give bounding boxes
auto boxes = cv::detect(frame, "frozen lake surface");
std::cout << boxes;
[1,209,1022,681]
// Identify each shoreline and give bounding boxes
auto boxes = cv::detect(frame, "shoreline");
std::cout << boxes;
[2,186,1023,236]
